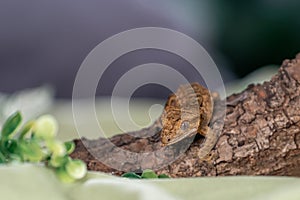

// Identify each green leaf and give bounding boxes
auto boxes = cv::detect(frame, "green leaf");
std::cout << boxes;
[4,139,18,154]
[158,174,170,178]
[121,172,141,179]
[0,111,86,183]
[55,167,76,183]
[48,155,69,168]
[19,121,34,139]
[0,151,7,163]
[18,140,45,162]
[1,111,22,138]
[141,169,158,179]
[64,141,75,155]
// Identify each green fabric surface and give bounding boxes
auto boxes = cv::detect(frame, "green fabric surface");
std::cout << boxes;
[1,164,300,200]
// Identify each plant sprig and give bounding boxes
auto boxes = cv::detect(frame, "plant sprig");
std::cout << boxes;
[122,169,169,179]
[0,111,86,183]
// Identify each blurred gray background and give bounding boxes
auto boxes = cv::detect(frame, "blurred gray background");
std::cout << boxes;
[1,0,299,98]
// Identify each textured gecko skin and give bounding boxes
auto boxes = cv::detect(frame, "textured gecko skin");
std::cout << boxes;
[160,82,218,159]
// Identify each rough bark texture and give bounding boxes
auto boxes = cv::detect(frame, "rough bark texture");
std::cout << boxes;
[71,54,300,177]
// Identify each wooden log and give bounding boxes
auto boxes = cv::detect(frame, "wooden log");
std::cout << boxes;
[71,54,300,177]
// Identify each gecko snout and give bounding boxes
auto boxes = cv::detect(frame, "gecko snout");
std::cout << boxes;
[161,134,172,145]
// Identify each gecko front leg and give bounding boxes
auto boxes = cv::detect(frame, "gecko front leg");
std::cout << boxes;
[197,127,218,159]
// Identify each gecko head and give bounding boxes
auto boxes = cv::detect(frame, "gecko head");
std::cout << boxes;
[160,109,198,146]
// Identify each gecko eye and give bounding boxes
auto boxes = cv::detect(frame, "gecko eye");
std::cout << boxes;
[180,121,189,131]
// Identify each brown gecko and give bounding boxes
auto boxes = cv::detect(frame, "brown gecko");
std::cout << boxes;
[160,82,218,159]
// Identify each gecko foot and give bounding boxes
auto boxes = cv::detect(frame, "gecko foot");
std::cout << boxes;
[197,127,218,160]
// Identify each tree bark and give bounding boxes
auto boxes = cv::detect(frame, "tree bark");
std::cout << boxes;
[71,54,300,177]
